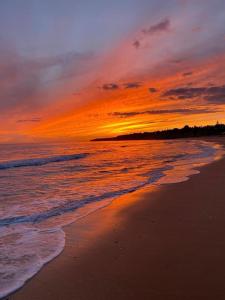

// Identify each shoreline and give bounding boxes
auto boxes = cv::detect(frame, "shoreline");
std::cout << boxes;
[10,137,225,300]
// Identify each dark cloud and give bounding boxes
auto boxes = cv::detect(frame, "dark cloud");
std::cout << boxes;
[149,87,158,93]
[163,85,225,103]
[205,86,225,103]
[133,40,140,49]
[17,118,41,123]
[124,82,142,89]
[102,83,119,90]
[101,82,142,90]
[110,108,218,118]
[163,87,207,100]
[142,18,170,35]
[183,72,193,77]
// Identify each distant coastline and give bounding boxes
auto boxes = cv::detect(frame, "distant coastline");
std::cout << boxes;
[92,123,225,141]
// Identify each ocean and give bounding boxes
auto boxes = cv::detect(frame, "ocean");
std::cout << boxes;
[0,139,222,298]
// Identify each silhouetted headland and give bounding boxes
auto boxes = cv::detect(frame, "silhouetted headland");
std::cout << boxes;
[92,123,225,141]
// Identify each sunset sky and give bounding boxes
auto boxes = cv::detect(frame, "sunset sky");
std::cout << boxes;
[0,0,225,143]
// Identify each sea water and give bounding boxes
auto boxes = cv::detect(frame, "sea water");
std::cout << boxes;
[0,139,222,298]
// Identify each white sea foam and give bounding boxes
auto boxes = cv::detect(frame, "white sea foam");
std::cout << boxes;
[0,226,65,299]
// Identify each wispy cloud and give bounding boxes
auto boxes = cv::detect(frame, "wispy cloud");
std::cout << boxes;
[133,17,171,49]
[142,18,171,35]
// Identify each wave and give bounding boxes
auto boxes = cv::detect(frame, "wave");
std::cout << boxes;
[0,165,173,227]
[0,153,89,170]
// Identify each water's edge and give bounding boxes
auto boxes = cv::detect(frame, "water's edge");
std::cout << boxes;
[2,140,224,300]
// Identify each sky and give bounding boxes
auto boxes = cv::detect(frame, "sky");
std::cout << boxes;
[0,0,225,143]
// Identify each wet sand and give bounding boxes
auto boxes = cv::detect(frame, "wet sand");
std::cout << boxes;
[11,138,225,300]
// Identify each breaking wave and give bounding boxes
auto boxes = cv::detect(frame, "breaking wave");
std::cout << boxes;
[0,153,89,170]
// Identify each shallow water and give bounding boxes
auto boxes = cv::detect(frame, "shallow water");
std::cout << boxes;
[0,139,222,298]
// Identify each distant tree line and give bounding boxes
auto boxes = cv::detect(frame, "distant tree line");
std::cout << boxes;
[92,123,225,141]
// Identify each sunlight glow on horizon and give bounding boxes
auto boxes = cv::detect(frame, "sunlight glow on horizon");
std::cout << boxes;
[0,0,225,143]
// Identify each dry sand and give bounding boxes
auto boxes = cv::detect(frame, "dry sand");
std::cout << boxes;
[10,138,225,300]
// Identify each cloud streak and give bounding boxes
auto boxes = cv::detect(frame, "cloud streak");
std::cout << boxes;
[123,82,142,89]
[109,108,218,118]
[142,18,171,35]
[133,17,171,49]
[16,118,41,123]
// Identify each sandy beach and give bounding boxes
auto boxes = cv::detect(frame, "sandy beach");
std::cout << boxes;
[10,138,225,300]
